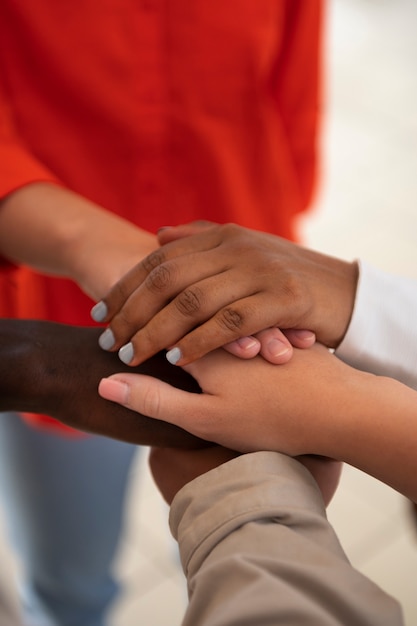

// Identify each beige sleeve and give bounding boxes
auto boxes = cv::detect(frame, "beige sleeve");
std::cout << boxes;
[0,585,22,626]
[170,452,403,626]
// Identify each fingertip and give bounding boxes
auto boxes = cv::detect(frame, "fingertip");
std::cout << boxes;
[98,328,116,351]
[303,330,316,346]
[285,329,316,349]
[302,334,316,348]
[91,300,108,323]
[157,226,173,244]
[166,346,182,365]
[223,336,260,359]
[98,377,129,405]
[260,339,292,364]
[236,336,260,353]
[119,342,135,365]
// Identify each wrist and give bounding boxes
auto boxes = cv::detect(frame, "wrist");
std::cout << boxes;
[4,183,158,299]
[0,182,98,278]
[0,320,51,414]
[309,253,359,349]
[331,259,359,348]
[304,358,373,460]
[317,368,417,500]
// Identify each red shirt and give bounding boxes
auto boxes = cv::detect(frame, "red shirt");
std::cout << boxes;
[0,1,323,431]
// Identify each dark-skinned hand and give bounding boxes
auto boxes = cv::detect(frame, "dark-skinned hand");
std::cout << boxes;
[0,319,206,448]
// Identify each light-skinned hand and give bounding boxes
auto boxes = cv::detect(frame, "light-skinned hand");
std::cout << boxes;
[99,343,417,502]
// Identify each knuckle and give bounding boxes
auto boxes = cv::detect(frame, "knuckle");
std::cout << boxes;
[175,287,203,317]
[216,307,244,332]
[279,272,305,310]
[193,219,214,229]
[273,271,309,325]
[145,264,172,293]
[218,223,253,256]
[141,249,166,275]
[219,222,240,238]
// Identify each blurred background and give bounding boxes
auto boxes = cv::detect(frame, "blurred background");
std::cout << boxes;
[1,0,416,624]
[300,0,417,623]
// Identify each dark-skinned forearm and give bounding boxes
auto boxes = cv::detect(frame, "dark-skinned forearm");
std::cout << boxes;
[0,320,208,448]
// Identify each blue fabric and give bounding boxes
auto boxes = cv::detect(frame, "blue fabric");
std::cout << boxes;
[0,412,138,626]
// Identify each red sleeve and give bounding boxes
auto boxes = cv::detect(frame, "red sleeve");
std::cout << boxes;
[0,84,59,200]
[0,91,59,267]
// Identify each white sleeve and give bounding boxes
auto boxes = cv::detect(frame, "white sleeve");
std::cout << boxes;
[336,260,417,389]
[170,452,403,626]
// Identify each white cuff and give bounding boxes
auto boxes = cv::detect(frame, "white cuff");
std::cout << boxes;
[336,260,417,389]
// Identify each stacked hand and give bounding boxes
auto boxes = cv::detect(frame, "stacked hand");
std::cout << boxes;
[92,221,358,366]
[99,344,353,457]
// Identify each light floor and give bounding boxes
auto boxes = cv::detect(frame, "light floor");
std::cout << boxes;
[1,0,417,624]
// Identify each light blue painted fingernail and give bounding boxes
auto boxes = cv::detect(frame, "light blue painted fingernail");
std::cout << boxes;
[166,347,182,365]
[119,342,134,365]
[91,301,108,322]
[98,328,115,351]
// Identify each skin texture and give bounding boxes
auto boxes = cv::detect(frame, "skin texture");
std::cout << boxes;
[95,221,358,366]
[0,319,206,448]
[100,344,417,502]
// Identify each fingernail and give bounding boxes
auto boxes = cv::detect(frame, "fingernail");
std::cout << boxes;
[295,330,316,342]
[91,301,108,322]
[236,336,259,351]
[99,378,129,404]
[157,226,172,234]
[98,328,115,351]
[119,342,134,365]
[267,339,290,358]
[166,347,182,365]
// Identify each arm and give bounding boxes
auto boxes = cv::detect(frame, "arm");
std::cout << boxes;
[99,344,417,502]
[0,81,156,298]
[164,452,403,626]
[0,319,207,449]
[0,182,157,300]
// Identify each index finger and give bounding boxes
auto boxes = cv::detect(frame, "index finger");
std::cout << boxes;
[91,224,224,324]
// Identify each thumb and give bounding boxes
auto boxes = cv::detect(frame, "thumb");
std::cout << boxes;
[98,373,204,434]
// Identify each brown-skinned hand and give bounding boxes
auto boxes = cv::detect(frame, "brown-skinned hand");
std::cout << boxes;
[93,222,357,367]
